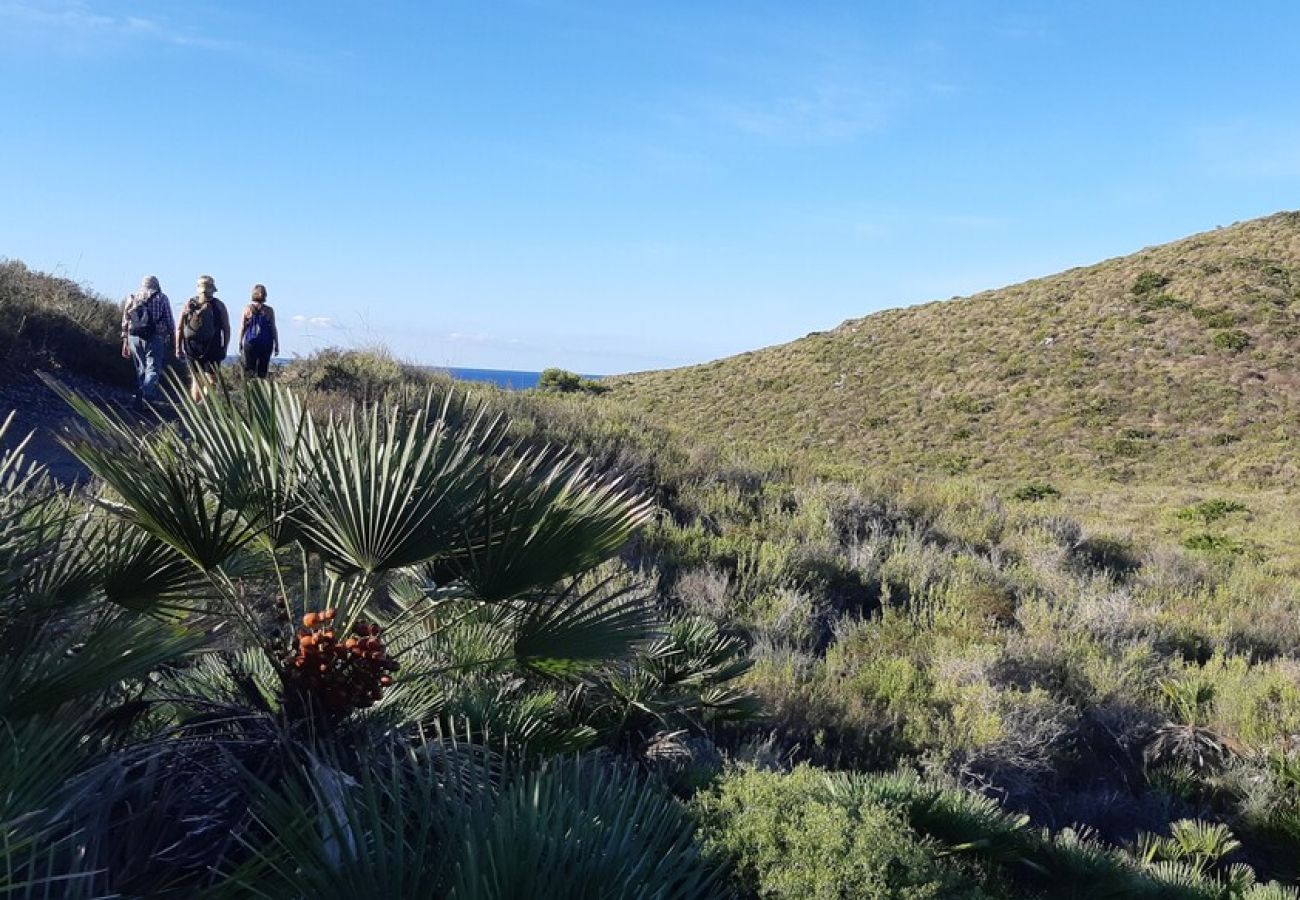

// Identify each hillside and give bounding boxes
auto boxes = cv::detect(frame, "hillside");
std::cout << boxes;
[608,212,1300,488]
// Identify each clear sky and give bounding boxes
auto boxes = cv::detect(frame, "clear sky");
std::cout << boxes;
[2,1,1299,374]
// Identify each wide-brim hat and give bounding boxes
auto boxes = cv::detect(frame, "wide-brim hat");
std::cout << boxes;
[197,275,217,292]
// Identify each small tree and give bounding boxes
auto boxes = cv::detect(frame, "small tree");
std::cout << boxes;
[538,367,607,394]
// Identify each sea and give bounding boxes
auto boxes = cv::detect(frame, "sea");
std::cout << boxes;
[440,367,545,390]
[267,361,583,392]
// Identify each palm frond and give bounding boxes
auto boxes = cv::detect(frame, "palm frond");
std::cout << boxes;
[451,447,655,602]
[292,390,503,576]
[512,573,655,677]
[0,612,205,720]
[445,755,725,899]
[47,378,269,570]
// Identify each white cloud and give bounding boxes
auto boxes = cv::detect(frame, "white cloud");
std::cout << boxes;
[291,314,334,329]
[0,0,232,50]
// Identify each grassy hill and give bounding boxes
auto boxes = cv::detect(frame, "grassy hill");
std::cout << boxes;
[0,260,127,386]
[608,211,1300,490]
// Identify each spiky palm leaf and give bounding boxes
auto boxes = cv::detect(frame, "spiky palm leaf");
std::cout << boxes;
[449,447,655,602]
[51,383,269,571]
[511,572,654,677]
[222,746,724,900]
[291,391,503,576]
[574,616,759,749]
[444,755,725,899]
[163,376,314,548]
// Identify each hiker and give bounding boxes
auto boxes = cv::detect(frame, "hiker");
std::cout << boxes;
[239,284,279,378]
[120,275,175,407]
[176,275,231,401]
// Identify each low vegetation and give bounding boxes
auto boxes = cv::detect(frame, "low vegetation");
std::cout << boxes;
[537,366,608,394]
[0,260,128,385]
[606,212,1300,492]
[8,204,1300,895]
[1,379,742,897]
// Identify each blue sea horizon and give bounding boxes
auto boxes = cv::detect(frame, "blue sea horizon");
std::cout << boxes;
[440,367,544,390]
[268,360,597,392]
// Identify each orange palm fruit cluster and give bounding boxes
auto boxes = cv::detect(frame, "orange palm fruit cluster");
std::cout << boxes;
[282,608,399,714]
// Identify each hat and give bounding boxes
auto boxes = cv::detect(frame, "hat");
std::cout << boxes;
[141,275,160,294]
[197,275,217,292]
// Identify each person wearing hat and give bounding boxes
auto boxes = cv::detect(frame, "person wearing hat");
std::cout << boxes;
[120,274,175,407]
[176,275,231,401]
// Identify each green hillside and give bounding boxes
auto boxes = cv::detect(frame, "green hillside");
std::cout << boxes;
[609,211,1300,489]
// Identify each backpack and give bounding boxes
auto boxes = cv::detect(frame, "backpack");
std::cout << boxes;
[244,305,273,352]
[183,298,218,357]
[126,296,157,338]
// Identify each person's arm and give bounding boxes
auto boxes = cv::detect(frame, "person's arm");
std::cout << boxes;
[158,296,175,355]
[120,297,132,358]
[239,305,250,345]
[175,305,187,358]
[220,302,232,349]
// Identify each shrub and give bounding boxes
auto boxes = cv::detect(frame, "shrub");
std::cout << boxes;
[537,367,608,394]
[0,260,128,385]
[1011,481,1060,502]
[1176,499,1248,526]
[1138,292,1190,311]
[1213,330,1252,352]
[278,345,438,402]
[1183,533,1245,556]
[1132,271,1172,295]
[1191,307,1239,329]
[693,766,987,899]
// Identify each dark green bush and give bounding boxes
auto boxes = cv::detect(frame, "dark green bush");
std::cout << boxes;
[1191,307,1239,329]
[693,766,987,899]
[1132,272,1172,296]
[1212,330,1252,352]
[1138,292,1190,311]
[537,367,608,394]
[1176,499,1247,525]
[1011,481,1060,502]
[1183,532,1245,556]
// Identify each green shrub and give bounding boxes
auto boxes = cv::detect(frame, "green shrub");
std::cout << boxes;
[537,367,607,394]
[693,766,987,899]
[1183,533,1245,556]
[1132,271,1172,295]
[1138,292,1191,311]
[1213,330,1252,352]
[1176,500,1248,525]
[1008,481,1060,502]
[946,396,993,416]
[278,345,439,402]
[1191,307,1239,329]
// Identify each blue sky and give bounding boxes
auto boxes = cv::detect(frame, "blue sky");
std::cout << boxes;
[2,1,1299,374]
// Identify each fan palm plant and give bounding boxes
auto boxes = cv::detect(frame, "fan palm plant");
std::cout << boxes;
[0,375,750,897]
[49,376,659,729]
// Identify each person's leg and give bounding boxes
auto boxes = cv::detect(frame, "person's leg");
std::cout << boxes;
[128,335,148,397]
[140,335,165,400]
[188,359,204,402]
[255,347,271,378]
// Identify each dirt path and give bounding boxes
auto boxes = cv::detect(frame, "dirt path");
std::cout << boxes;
[0,371,148,484]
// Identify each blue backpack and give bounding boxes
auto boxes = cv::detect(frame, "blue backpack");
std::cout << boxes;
[244,306,273,352]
